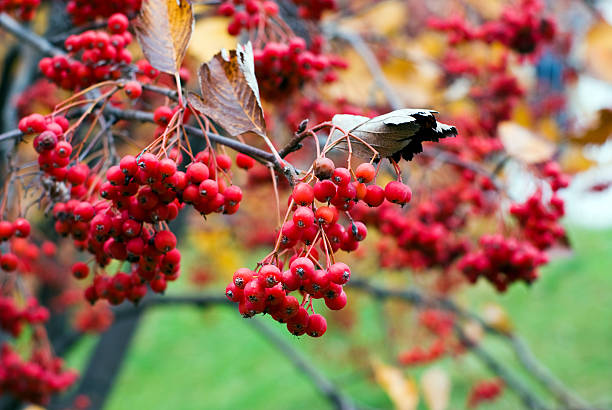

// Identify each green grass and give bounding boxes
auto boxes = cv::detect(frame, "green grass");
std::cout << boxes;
[66,227,612,409]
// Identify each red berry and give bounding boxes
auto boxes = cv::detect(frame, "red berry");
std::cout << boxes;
[154,230,177,253]
[355,162,376,183]
[236,153,255,170]
[187,162,209,184]
[313,180,336,202]
[385,181,412,205]
[332,167,351,186]
[293,206,314,229]
[258,264,281,288]
[124,81,142,99]
[153,106,173,126]
[292,183,314,206]
[233,268,254,289]
[306,314,327,337]
[108,13,129,34]
[0,221,15,241]
[290,257,314,280]
[72,262,90,279]
[329,262,351,285]
[0,253,18,271]
[13,218,31,238]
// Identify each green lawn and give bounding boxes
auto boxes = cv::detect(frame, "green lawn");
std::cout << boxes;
[66,227,612,409]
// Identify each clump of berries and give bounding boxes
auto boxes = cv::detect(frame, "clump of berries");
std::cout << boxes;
[398,309,454,366]
[226,155,412,336]
[467,379,504,408]
[0,0,40,20]
[39,13,132,90]
[0,297,49,337]
[0,218,32,272]
[429,0,556,56]
[218,0,280,35]
[65,0,141,25]
[0,344,77,405]
[291,0,336,20]
[458,234,547,292]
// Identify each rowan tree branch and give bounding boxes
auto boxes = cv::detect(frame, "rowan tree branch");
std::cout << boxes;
[348,278,597,410]
[0,13,64,56]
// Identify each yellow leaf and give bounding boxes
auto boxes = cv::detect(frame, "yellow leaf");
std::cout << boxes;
[482,303,513,333]
[498,122,555,164]
[560,144,595,173]
[341,0,407,35]
[421,367,451,410]
[190,17,237,62]
[134,0,194,75]
[372,360,419,410]
[584,21,612,83]
[462,321,484,345]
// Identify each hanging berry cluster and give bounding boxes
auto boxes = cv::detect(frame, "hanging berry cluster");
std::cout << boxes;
[467,379,505,408]
[0,344,77,405]
[0,297,49,337]
[217,1,346,100]
[0,218,32,272]
[291,0,336,20]
[429,0,555,56]
[254,38,347,100]
[457,234,548,292]
[398,309,454,366]
[39,13,132,90]
[226,152,412,336]
[65,0,141,25]
[0,0,40,21]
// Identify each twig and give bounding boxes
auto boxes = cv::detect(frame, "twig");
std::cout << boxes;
[348,279,596,410]
[455,325,550,410]
[0,13,64,56]
[326,28,403,110]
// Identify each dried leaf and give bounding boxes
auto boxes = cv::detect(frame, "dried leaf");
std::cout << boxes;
[498,122,555,164]
[584,21,612,84]
[482,303,513,333]
[134,0,194,75]
[331,109,457,160]
[189,43,266,137]
[422,367,451,410]
[372,360,419,410]
[570,109,612,146]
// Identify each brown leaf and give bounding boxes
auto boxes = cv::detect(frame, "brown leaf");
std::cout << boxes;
[189,43,266,137]
[331,109,456,160]
[498,122,555,164]
[134,0,194,75]
[570,109,612,146]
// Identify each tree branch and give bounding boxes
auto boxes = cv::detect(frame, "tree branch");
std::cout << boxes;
[0,13,64,56]
[348,278,596,410]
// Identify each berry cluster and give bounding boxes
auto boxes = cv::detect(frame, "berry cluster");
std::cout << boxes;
[226,260,350,337]
[254,38,346,100]
[291,0,336,20]
[66,0,141,25]
[429,0,556,56]
[458,234,548,292]
[467,379,504,408]
[218,0,279,36]
[510,190,566,250]
[0,0,39,20]
[226,154,412,336]
[0,297,49,337]
[398,309,453,366]
[39,13,132,90]
[0,218,32,272]
[0,344,77,405]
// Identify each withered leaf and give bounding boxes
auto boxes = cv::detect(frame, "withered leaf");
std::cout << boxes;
[134,0,194,75]
[189,43,266,137]
[331,109,456,160]
[570,109,612,146]
[498,122,555,164]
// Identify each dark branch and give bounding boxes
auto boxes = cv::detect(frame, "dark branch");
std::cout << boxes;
[0,13,64,56]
